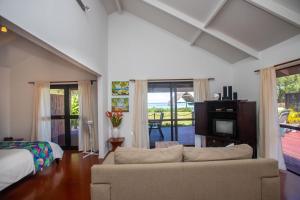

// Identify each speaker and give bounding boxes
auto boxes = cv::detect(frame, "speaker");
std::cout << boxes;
[228,86,232,100]
[223,86,227,98]
[233,92,238,100]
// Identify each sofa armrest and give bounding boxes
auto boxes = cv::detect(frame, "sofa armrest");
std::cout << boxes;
[262,177,280,200]
[91,184,110,200]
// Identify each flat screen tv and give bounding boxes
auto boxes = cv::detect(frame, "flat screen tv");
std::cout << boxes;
[212,119,236,136]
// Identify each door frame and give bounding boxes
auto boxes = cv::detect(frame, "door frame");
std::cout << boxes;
[50,84,79,150]
[148,81,194,145]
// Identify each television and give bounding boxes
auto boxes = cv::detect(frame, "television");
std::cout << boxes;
[212,119,236,136]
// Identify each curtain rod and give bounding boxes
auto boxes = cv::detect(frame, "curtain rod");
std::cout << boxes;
[129,78,215,82]
[254,58,300,73]
[28,80,97,84]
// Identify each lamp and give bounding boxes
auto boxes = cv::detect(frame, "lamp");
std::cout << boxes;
[1,25,7,33]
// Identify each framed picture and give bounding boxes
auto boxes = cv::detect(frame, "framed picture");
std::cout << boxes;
[112,81,129,96]
[112,98,129,112]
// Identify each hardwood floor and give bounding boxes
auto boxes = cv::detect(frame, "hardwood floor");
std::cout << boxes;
[0,151,102,200]
[1,150,300,200]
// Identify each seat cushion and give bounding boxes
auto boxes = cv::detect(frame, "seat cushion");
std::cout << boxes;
[114,145,183,164]
[183,144,253,162]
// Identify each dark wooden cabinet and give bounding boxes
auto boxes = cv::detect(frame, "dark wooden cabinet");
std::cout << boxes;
[195,100,257,157]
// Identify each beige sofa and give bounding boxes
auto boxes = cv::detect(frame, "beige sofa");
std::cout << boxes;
[91,146,280,200]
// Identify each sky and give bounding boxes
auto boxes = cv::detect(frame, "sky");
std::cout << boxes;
[148,92,194,103]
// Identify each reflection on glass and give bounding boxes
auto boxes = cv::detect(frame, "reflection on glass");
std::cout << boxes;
[50,89,64,115]
[70,119,79,147]
[177,121,195,146]
[51,119,65,146]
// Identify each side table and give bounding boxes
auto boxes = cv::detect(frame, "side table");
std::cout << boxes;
[108,137,125,152]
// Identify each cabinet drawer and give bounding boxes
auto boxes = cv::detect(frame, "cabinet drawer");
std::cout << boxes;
[206,137,233,147]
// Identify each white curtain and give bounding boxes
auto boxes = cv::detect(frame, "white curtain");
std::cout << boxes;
[132,80,149,148]
[78,81,97,152]
[31,81,51,142]
[193,79,209,147]
[259,67,286,170]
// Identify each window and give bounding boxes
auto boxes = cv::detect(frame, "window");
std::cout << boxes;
[276,60,300,175]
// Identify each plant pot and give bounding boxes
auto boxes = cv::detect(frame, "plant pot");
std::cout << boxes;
[112,127,120,138]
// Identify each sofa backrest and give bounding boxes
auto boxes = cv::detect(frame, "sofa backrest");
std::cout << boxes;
[92,158,279,200]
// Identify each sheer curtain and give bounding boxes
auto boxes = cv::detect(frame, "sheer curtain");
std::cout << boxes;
[132,80,149,148]
[78,81,97,152]
[259,67,286,170]
[193,79,209,147]
[31,81,51,142]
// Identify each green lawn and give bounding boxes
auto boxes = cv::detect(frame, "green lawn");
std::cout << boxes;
[148,112,193,126]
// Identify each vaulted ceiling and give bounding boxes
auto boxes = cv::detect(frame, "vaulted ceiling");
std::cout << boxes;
[101,0,300,63]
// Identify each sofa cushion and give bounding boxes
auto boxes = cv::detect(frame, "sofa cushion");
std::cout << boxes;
[183,144,253,162]
[114,145,183,164]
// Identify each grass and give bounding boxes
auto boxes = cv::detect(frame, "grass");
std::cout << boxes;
[148,112,193,126]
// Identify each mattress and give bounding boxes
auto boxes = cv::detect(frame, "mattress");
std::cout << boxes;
[0,141,64,191]
[0,149,34,191]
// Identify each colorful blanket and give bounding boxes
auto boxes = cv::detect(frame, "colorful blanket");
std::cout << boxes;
[0,141,54,173]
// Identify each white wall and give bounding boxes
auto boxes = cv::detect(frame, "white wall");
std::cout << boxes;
[108,12,234,147]
[233,34,300,102]
[0,67,11,139]
[0,0,108,75]
[6,41,97,141]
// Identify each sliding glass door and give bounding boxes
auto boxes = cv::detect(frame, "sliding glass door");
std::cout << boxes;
[50,84,79,149]
[148,82,195,148]
[276,64,300,175]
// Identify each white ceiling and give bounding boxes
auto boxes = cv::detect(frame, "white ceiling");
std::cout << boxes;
[101,0,300,63]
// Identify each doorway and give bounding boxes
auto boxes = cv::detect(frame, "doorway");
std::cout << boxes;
[50,84,79,149]
[148,81,195,148]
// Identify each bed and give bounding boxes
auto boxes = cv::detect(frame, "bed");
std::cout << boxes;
[0,141,63,191]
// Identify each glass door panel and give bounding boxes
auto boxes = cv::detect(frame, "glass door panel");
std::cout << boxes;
[51,119,65,146]
[148,82,172,148]
[175,83,194,146]
[50,89,65,115]
[148,81,195,147]
[50,85,79,149]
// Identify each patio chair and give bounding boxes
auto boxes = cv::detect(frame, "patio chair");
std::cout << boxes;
[149,112,164,139]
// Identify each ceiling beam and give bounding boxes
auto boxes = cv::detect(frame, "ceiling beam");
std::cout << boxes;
[204,0,227,28]
[190,30,202,46]
[190,0,227,46]
[143,0,259,59]
[114,0,123,14]
[246,0,300,27]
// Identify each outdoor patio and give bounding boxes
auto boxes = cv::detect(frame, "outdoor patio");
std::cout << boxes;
[149,125,195,148]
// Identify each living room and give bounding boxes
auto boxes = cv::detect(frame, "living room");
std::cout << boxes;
[0,0,300,200]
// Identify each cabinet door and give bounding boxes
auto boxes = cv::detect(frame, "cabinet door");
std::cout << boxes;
[194,102,208,135]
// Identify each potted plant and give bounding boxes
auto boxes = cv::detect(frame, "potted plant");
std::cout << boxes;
[106,111,123,138]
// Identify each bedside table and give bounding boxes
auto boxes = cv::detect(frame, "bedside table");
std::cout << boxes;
[108,137,125,152]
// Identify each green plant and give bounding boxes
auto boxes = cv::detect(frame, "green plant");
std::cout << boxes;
[71,93,79,115]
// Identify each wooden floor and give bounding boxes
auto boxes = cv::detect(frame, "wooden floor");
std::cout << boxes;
[1,150,300,200]
[0,151,102,200]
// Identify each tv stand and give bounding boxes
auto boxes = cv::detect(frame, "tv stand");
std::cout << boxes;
[195,100,257,157]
